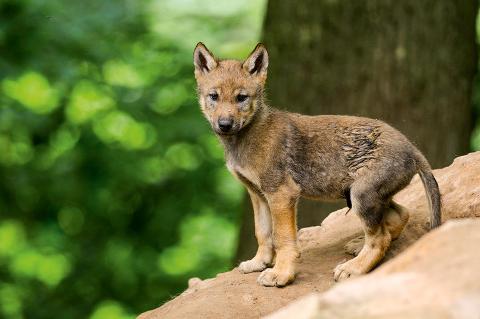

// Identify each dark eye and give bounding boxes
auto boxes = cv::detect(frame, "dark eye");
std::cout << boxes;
[236,94,248,103]
[208,93,218,101]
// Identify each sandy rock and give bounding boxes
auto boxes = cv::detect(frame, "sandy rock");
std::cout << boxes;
[266,219,480,319]
[138,152,480,319]
[188,277,202,288]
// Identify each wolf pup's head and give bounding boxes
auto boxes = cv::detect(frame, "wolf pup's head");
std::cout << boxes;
[193,43,268,136]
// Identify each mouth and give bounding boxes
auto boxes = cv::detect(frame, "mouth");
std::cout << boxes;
[212,122,241,136]
[215,130,238,136]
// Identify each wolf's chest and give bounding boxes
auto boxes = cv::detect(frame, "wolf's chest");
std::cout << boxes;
[226,160,263,196]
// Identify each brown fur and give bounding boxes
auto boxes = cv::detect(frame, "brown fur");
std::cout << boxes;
[193,42,441,287]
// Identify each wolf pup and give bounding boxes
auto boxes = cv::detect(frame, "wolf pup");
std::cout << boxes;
[193,42,441,287]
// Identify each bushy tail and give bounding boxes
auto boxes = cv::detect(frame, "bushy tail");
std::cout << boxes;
[418,163,442,229]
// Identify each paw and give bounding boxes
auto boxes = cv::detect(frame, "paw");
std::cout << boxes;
[333,259,364,282]
[238,258,268,274]
[257,268,295,287]
[344,236,364,256]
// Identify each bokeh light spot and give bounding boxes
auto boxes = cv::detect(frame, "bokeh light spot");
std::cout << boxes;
[139,156,173,183]
[0,284,23,317]
[10,249,71,287]
[40,126,81,168]
[215,168,245,203]
[158,211,238,276]
[89,300,133,319]
[151,83,189,115]
[66,80,116,124]
[36,253,72,287]
[180,212,237,259]
[0,131,34,166]
[157,246,201,276]
[2,72,59,114]
[103,60,145,88]
[10,250,42,278]
[165,143,202,170]
[199,134,224,160]
[93,111,156,150]
[0,221,26,259]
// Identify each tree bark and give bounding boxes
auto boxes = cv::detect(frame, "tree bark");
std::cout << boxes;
[236,0,477,263]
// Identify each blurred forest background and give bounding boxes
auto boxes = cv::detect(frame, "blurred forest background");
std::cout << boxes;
[0,0,479,318]
[0,0,265,318]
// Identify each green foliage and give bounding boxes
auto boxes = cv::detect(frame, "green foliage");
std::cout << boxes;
[0,0,266,318]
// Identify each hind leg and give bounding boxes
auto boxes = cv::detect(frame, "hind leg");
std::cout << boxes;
[334,186,391,281]
[344,236,364,256]
[344,201,409,256]
[384,201,409,240]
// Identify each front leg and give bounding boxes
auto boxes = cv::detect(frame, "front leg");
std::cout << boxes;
[257,188,299,287]
[238,190,274,274]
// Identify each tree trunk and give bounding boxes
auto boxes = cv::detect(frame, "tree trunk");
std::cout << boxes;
[236,0,477,263]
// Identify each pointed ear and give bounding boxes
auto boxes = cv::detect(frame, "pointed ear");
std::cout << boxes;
[242,43,269,77]
[193,42,218,74]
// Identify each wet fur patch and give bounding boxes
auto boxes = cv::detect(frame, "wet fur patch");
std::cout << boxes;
[341,125,381,172]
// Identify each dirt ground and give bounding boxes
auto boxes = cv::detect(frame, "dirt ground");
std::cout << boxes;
[139,216,358,319]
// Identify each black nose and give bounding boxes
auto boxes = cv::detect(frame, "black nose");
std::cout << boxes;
[218,118,233,132]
